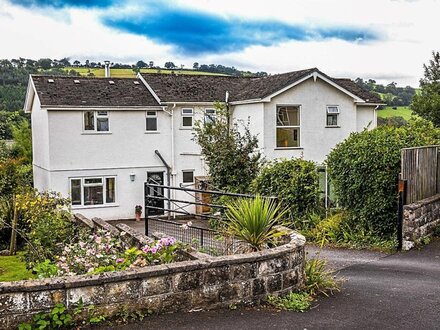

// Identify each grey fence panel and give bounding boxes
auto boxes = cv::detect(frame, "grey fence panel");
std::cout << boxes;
[401,146,439,204]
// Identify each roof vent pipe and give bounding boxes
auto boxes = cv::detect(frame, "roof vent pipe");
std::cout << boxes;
[104,60,111,78]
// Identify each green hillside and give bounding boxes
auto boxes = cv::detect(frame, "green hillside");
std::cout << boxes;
[377,106,413,120]
[63,67,227,78]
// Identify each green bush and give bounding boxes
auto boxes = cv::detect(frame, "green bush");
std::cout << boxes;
[267,292,313,312]
[252,158,319,225]
[304,258,340,297]
[326,118,440,236]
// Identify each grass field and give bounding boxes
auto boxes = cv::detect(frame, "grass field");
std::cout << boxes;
[377,106,413,120]
[63,67,227,78]
[0,252,34,282]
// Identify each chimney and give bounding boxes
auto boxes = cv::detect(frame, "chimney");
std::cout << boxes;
[104,60,111,78]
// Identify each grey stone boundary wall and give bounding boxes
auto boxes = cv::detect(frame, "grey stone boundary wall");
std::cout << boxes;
[0,215,306,329]
[403,193,440,250]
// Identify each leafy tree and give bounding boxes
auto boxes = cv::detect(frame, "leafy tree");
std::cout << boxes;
[411,51,440,125]
[136,60,148,68]
[193,62,199,70]
[193,102,262,193]
[37,58,52,70]
[0,111,24,139]
[11,120,32,164]
[164,62,176,69]
[326,118,440,236]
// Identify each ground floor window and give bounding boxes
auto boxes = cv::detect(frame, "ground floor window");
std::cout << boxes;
[182,170,194,183]
[70,176,116,206]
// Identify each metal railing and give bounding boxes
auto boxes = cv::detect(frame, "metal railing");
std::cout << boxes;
[144,182,257,255]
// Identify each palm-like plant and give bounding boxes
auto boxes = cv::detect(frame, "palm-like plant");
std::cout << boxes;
[225,195,288,251]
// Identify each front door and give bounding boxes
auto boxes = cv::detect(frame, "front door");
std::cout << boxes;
[146,172,165,215]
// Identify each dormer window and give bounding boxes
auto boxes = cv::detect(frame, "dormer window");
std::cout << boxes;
[84,111,109,132]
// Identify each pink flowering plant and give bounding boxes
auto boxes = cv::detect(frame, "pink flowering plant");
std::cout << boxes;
[34,229,182,277]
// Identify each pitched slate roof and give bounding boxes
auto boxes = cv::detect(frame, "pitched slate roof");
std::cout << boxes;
[31,75,160,107]
[141,68,382,104]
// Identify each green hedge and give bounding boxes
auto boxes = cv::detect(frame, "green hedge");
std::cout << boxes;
[326,118,440,236]
[252,158,319,224]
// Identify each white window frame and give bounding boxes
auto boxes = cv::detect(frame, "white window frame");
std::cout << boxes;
[70,176,116,207]
[146,110,158,132]
[181,108,194,128]
[204,108,216,124]
[182,170,195,184]
[326,105,340,127]
[83,111,110,133]
[276,105,301,148]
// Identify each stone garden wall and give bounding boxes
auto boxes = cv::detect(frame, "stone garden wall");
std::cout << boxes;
[403,193,440,250]
[0,216,306,329]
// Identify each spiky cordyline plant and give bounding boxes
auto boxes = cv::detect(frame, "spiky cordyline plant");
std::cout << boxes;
[225,195,288,251]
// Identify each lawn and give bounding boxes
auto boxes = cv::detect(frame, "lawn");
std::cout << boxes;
[63,67,227,78]
[0,252,34,282]
[377,106,413,120]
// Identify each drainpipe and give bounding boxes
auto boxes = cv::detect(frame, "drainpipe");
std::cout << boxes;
[155,150,171,220]
[170,103,177,218]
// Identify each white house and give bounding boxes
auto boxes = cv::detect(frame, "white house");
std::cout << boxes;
[24,68,382,220]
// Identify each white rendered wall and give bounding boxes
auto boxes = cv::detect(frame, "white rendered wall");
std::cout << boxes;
[356,106,377,131]
[30,96,51,190]
[261,77,359,164]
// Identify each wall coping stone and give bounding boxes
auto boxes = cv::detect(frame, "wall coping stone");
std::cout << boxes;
[73,213,94,229]
[404,193,440,211]
[92,217,120,236]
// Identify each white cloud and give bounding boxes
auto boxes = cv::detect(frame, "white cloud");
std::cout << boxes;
[0,0,439,86]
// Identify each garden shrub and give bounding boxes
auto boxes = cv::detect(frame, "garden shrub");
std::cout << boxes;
[15,190,74,268]
[326,118,440,237]
[252,158,319,225]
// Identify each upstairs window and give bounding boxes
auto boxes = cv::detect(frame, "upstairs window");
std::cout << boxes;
[204,108,216,124]
[70,176,116,206]
[326,106,340,127]
[84,111,109,132]
[276,105,300,148]
[182,108,194,127]
[146,111,158,131]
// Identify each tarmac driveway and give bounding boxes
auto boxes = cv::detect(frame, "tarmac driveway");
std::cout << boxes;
[105,239,440,330]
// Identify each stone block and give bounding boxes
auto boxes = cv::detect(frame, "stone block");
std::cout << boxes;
[282,270,298,289]
[174,271,202,291]
[252,278,266,296]
[191,287,219,308]
[141,276,171,296]
[218,283,240,302]
[266,274,282,293]
[28,290,66,311]
[0,292,27,313]
[67,285,106,307]
[258,256,290,275]
[229,263,257,280]
[161,292,192,313]
[204,266,229,286]
[104,280,140,303]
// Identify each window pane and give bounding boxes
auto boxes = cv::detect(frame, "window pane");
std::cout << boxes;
[146,118,158,131]
[276,127,300,147]
[106,178,115,203]
[183,116,193,127]
[97,111,108,116]
[97,117,109,131]
[84,178,102,185]
[71,179,81,205]
[146,111,156,116]
[327,106,339,113]
[205,114,216,124]
[84,111,95,130]
[182,108,193,114]
[327,114,338,126]
[183,171,194,183]
[277,106,299,126]
[84,185,103,205]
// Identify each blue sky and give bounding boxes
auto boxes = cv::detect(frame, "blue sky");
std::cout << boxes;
[0,0,438,86]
